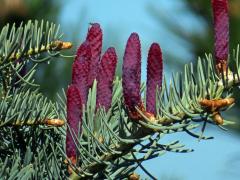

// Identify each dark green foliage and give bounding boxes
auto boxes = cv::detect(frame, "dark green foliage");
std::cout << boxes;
[0,20,69,179]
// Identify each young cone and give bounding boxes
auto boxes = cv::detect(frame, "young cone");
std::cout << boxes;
[86,23,103,87]
[212,0,229,71]
[96,47,117,110]
[122,33,142,119]
[66,84,82,163]
[146,43,163,115]
[72,42,91,105]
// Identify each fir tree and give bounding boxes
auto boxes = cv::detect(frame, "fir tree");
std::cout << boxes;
[0,0,239,179]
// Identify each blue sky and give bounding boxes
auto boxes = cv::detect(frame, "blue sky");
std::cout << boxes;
[59,1,240,179]
[59,0,206,78]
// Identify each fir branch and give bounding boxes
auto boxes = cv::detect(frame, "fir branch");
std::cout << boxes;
[0,20,72,90]
[0,88,64,127]
[0,20,72,64]
[67,45,240,179]
[7,40,72,62]
[0,128,67,179]
[66,79,196,179]
[63,24,240,179]
[1,118,65,127]
[1,1,239,177]
[63,22,238,179]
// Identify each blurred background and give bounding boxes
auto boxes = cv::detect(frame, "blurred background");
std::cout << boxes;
[1,0,240,179]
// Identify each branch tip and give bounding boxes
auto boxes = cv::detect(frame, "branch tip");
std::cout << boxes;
[128,173,140,180]
[53,40,73,50]
[44,118,65,127]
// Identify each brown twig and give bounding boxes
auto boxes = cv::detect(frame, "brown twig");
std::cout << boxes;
[1,118,65,127]
[0,41,72,62]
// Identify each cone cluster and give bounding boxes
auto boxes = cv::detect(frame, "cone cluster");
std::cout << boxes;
[66,24,117,162]
[66,0,230,166]
[66,24,163,163]
[122,33,163,120]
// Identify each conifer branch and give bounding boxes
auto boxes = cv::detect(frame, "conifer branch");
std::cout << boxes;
[0,88,65,128]
[0,20,72,90]
[67,46,240,179]
[1,118,65,127]
[6,40,72,62]
[0,20,71,64]
[1,1,240,179]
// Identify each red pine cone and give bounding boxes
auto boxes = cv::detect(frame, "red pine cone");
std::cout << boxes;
[146,43,163,115]
[86,23,103,88]
[66,84,82,160]
[122,33,142,118]
[96,47,117,110]
[72,41,91,105]
[212,0,229,64]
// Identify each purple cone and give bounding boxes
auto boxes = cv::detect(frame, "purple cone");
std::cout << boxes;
[122,33,142,115]
[66,85,82,159]
[96,47,117,110]
[146,43,163,115]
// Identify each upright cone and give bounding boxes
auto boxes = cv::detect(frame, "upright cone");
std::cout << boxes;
[66,85,82,162]
[96,47,117,110]
[86,23,103,87]
[122,33,142,120]
[146,43,163,115]
[212,0,229,72]
[72,42,91,105]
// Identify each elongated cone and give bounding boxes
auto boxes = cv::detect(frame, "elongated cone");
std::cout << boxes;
[66,84,82,163]
[86,23,103,88]
[96,47,117,110]
[122,33,142,118]
[72,42,91,105]
[146,43,163,115]
[212,0,229,68]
